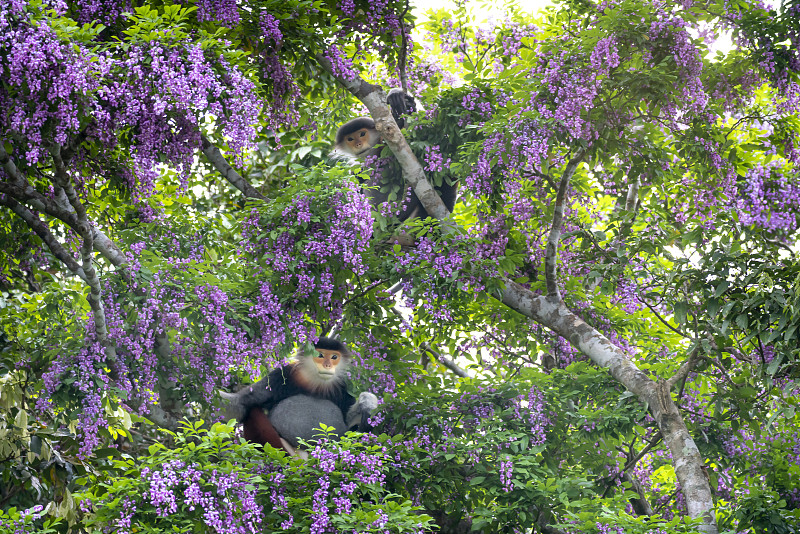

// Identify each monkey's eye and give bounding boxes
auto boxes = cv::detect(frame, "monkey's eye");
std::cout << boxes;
[359,131,366,137]
[315,352,324,359]
[331,354,339,360]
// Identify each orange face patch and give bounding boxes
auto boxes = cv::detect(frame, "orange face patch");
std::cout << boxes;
[313,349,343,376]
[345,128,379,154]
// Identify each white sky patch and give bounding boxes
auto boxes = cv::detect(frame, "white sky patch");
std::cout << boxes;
[412,0,554,22]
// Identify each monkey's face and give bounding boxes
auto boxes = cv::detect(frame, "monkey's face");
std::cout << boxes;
[344,127,380,155]
[313,348,344,379]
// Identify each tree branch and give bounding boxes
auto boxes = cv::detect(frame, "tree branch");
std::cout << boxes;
[421,342,470,378]
[621,470,654,516]
[621,431,662,473]
[666,346,701,389]
[0,195,88,282]
[0,144,127,272]
[545,150,585,297]
[317,59,717,533]
[50,147,115,361]
[200,135,264,200]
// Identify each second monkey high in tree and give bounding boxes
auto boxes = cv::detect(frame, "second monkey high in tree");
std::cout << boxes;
[334,88,458,222]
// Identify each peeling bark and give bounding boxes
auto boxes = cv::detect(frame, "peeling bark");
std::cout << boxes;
[648,383,717,531]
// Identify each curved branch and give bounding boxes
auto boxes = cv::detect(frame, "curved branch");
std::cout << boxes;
[421,342,470,378]
[51,147,115,360]
[0,144,127,272]
[666,346,701,389]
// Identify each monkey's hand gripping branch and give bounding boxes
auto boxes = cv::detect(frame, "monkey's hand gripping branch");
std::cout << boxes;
[346,391,378,430]
[317,56,454,230]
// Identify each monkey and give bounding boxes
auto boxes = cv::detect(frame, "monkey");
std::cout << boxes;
[220,337,378,456]
[333,88,458,223]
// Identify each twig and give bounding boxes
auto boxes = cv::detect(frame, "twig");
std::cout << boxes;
[421,342,470,378]
[545,149,585,298]
[666,347,702,389]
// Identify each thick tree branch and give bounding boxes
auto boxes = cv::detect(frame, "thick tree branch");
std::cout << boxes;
[621,470,654,516]
[318,60,717,533]
[51,147,115,360]
[650,382,717,531]
[0,195,87,282]
[200,135,265,200]
[624,176,640,213]
[500,284,654,397]
[545,150,585,297]
[1,144,128,272]
[498,283,716,532]
[0,144,57,215]
[318,56,452,223]
[1,144,183,427]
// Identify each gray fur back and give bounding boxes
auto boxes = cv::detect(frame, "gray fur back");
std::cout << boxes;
[269,395,347,448]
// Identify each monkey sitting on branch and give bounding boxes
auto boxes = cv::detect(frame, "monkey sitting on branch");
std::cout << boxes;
[333,88,458,224]
[221,337,378,457]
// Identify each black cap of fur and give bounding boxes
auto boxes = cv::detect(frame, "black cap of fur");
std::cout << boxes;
[314,336,350,356]
[335,117,376,145]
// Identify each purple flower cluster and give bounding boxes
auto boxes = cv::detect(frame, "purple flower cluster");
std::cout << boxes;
[423,145,452,172]
[499,456,514,492]
[197,0,240,27]
[323,45,360,81]
[241,182,373,340]
[300,440,391,531]
[736,163,800,234]
[647,9,708,115]
[0,9,101,165]
[333,0,407,61]
[37,326,108,458]
[138,460,261,533]
[73,0,130,24]
[1,8,261,199]
[259,13,283,48]
[394,235,490,321]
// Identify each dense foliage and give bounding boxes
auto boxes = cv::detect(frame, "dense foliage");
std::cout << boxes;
[1,0,799,532]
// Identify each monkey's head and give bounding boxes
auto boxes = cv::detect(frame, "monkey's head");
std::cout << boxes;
[334,117,382,157]
[295,337,352,392]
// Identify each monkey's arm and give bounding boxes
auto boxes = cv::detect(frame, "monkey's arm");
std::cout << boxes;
[219,373,277,422]
[345,391,379,432]
[387,88,417,129]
